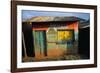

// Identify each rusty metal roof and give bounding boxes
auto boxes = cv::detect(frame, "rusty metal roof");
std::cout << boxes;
[23,16,89,28]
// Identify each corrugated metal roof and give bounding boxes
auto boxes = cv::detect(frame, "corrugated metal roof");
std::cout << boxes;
[23,16,89,28]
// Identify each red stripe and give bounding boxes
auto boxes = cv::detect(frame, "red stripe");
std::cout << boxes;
[32,28,48,30]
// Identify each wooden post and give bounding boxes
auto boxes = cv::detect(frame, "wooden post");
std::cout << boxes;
[22,32,28,58]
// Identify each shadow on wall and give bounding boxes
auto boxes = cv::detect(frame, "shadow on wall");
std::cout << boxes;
[22,22,35,57]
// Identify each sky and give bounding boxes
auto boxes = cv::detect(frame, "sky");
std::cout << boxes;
[22,10,90,21]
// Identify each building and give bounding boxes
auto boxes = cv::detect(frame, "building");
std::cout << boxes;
[22,16,89,61]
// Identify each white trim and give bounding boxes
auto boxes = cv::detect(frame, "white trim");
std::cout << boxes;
[17,5,94,68]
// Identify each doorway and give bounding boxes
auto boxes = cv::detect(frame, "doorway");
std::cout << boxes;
[33,30,47,58]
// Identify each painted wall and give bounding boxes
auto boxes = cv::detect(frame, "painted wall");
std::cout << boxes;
[32,21,78,60]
